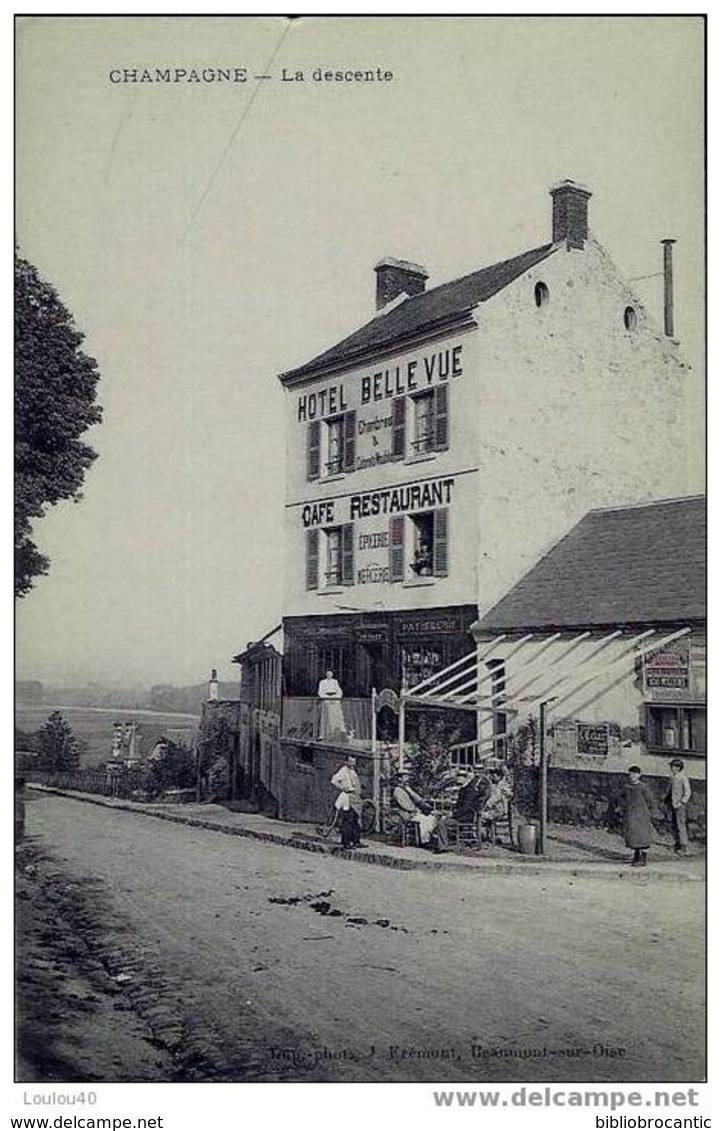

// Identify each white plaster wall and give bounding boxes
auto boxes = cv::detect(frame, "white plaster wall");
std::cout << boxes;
[474,239,690,616]
[488,632,706,780]
[283,328,480,616]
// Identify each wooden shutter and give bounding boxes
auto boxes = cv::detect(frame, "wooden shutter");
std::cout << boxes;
[433,509,449,577]
[341,523,354,585]
[391,396,406,459]
[434,384,449,451]
[307,420,321,481]
[306,528,319,590]
[389,516,405,581]
[343,411,356,472]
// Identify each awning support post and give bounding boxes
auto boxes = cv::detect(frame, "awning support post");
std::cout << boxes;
[539,698,554,855]
[371,687,380,833]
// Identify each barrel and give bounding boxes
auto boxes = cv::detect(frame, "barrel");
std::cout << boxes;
[517,822,537,856]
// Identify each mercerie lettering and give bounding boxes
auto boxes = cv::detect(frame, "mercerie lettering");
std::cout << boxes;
[296,344,463,422]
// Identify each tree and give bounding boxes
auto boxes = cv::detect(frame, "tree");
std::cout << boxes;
[15,251,102,597]
[406,715,462,798]
[146,739,196,797]
[36,711,83,772]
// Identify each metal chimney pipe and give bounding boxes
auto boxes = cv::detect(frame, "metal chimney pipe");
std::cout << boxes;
[661,239,676,337]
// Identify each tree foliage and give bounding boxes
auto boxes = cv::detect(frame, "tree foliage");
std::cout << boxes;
[15,251,102,597]
[146,739,196,797]
[406,715,461,798]
[36,711,83,772]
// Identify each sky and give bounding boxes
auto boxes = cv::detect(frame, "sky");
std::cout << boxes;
[14,14,705,688]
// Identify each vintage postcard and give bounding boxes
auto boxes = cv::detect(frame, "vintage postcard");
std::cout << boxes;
[13,11,706,1117]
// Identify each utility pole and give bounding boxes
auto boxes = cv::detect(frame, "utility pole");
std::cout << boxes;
[538,699,555,855]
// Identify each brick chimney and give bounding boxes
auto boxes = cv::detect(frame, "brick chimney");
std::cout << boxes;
[550,179,592,249]
[374,257,428,311]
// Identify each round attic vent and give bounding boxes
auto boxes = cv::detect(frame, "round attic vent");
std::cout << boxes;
[534,281,549,308]
[624,306,638,331]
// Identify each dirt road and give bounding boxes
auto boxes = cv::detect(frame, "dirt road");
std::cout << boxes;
[17,791,705,1083]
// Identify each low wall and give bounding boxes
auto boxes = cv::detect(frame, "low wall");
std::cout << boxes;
[514,766,706,842]
[277,740,374,824]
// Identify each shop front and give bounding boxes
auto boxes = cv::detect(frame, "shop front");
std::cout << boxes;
[282,605,477,699]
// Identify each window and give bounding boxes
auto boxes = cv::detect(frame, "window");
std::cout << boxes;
[306,523,354,591]
[326,527,342,587]
[326,418,344,476]
[411,391,435,455]
[401,645,445,689]
[307,412,356,481]
[389,508,449,582]
[646,705,706,757]
[392,385,449,462]
[409,512,434,576]
[488,659,507,757]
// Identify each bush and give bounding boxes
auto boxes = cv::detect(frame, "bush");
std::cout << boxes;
[405,716,460,798]
[146,739,196,798]
[35,711,84,772]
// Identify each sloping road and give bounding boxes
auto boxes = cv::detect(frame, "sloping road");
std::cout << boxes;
[18,791,705,1083]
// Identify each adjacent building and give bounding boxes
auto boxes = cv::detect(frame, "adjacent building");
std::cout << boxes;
[278,180,690,704]
[472,494,706,833]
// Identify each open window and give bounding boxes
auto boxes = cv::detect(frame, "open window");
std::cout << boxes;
[389,508,449,582]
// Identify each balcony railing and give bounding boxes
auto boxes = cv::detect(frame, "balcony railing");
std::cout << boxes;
[281,697,374,746]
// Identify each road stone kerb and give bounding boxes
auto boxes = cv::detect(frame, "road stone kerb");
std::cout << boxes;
[28,785,704,884]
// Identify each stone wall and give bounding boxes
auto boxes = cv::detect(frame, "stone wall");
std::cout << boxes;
[514,766,706,841]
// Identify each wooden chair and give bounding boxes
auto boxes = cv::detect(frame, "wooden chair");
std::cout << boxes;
[481,801,515,847]
[393,785,422,847]
[399,818,421,848]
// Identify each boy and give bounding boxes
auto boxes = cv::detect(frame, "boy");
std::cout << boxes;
[666,758,692,854]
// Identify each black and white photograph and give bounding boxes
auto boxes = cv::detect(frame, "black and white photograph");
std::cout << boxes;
[13,11,707,1110]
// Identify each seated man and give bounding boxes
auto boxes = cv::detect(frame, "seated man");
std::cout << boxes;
[393,774,449,853]
[452,771,491,825]
[478,767,514,838]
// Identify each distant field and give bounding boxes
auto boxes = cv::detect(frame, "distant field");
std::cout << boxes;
[15,704,200,766]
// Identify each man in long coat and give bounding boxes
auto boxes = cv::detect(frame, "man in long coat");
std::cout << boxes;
[621,765,655,867]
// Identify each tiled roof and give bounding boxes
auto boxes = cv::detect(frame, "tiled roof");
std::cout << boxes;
[477,497,706,632]
[280,243,558,383]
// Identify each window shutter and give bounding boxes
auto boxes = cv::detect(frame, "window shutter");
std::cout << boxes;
[306,528,319,590]
[343,411,356,472]
[391,396,406,460]
[434,384,449,451]
[433,509,449,577]
[342,523,354,585]
[307,420,321,481]
[389,516,405,581]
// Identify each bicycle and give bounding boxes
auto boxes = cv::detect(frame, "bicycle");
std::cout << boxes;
[315,798,385,840]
